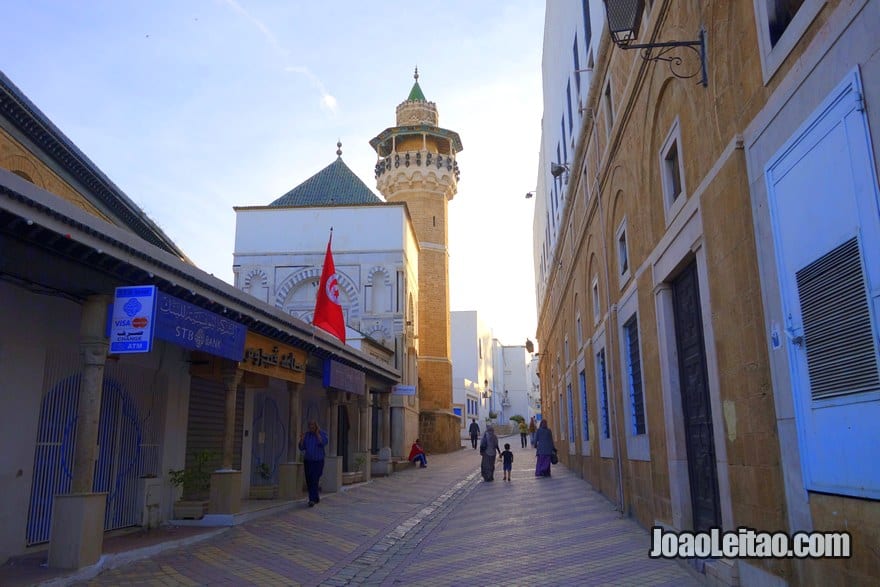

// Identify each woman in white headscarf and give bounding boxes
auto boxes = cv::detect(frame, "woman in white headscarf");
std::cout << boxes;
[479,425,502,481]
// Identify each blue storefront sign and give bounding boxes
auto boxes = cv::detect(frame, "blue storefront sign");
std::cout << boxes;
[323,359,365,395]
[392,384,416,396]
[154,291,246,361]
[109,286,158,354]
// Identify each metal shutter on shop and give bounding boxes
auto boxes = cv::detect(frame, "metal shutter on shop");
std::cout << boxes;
[186,377,244,470]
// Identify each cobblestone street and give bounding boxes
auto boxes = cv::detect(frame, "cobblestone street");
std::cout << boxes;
[2,440,700,586]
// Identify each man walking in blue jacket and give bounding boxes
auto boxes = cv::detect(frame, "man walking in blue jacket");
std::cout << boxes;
[298,420,329,507]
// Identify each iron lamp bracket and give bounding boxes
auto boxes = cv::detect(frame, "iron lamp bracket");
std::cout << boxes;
[619,28,708,88]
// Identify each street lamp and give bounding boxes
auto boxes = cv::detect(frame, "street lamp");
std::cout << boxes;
[603,0,708,88]
[550,162,570,178]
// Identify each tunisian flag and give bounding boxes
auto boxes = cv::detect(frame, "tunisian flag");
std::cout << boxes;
[313,233,346,343]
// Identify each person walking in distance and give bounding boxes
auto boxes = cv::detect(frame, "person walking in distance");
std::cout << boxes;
[518,419,529,448]
[534,420,555,477]
[500,443,514,481]
[528,416,538,448]
[298,420,329,507]
[479,425,502,481]
[468,418,481,450]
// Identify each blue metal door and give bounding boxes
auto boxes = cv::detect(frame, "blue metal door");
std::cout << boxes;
[26,359,160,545]
[766,69,880,498]
[250,392,286,487]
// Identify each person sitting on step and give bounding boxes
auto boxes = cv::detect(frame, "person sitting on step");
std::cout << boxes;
[409,439,428,468]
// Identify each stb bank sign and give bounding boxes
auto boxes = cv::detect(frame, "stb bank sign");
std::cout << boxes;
[109,286,246,361]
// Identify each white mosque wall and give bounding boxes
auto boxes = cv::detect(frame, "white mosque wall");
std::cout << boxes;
[233,203,418,374]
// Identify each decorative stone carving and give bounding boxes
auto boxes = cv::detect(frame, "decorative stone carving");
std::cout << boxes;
[396,101,438,126]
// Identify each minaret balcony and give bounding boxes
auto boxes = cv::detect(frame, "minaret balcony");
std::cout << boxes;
[375,150,460,182]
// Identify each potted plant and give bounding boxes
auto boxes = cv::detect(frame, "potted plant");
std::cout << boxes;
[168,450,215,519]
[342,454,367,485]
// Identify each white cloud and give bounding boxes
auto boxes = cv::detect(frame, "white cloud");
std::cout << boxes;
[221,0,288,58]
[285,66,339,115]
[221,0,338,115]
[320,94,338,113]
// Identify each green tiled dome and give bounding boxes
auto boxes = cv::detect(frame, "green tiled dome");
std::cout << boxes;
[270,157,382,207]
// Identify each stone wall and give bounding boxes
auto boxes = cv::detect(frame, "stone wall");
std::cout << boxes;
[418,410,460,454]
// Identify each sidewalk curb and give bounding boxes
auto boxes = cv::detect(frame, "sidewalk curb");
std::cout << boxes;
[37,527,229,587]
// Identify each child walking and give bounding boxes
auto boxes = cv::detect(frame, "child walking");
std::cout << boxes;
[500,443,514,481]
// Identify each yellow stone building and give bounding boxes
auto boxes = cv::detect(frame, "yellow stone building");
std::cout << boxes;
[371,70,463,452]
[535,1,879,584]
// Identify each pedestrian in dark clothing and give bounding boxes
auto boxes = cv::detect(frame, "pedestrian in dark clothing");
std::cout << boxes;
[528,416,538,447]
[534,420,555,477]
[298,420,329,506]
[468,418,481,449]
[500,443,514,481]
[479,425,502,481]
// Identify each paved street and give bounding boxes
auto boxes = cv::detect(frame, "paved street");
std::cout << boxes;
[10,438,700,586]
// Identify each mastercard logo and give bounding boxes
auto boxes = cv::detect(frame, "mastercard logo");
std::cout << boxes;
[132,317,148,328]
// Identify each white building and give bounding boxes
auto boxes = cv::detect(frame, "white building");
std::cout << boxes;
[450,311,494,438]
[451,311,531,439]
[494,344,530,426]
[233,153,421,458]
[526,352,541,422]
[532,0,600,314]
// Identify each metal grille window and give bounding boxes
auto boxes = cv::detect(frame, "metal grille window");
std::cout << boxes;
[580,369,589,441]
[567,80,574,134]
[597,348,610,438]
[624,315,646,435]
[796,237,880,400]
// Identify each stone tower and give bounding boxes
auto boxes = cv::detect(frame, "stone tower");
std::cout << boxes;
[370,69,462,453]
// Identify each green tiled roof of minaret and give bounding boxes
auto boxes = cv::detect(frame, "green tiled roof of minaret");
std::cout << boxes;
[407,66,426,101]
[269,142,382,207]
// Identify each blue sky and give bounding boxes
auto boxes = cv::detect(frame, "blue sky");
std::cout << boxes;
[1,0,544,345]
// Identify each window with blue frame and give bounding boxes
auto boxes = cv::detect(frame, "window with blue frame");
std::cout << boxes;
[579,369,589,441]
[597,348,609,438]
[623,315,646,435]
[567,382,575,442]
[567,81,574,134]
[561,117,568,166]
[582,0,592,50]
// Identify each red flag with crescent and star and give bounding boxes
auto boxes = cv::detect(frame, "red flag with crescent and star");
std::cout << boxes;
[313,231,346,343]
